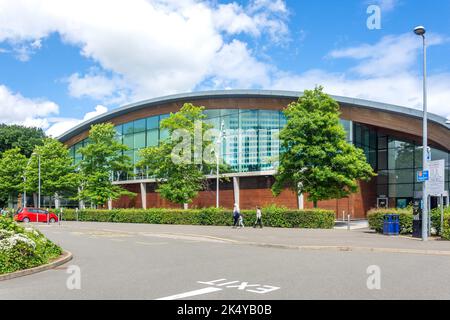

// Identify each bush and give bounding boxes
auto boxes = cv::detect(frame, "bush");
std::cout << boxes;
[431,207,450,239]
[367,208,413,234]
[0,216,62,275]
[60,206,335,229]
[368,206,450,239]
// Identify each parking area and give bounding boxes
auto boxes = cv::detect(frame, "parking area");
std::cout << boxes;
[1,222,450,300]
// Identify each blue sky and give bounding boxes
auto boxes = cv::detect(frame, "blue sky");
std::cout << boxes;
[0,0,449,137]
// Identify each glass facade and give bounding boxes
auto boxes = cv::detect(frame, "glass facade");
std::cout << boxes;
[69,109,352,176]
[68,107,450,209]
[376,135,450,207]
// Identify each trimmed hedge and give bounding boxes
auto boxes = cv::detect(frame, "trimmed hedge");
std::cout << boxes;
[59,206,335,229]
[368,207,450,238]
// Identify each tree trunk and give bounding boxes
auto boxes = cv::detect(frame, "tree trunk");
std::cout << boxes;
[54,193,60,209]
[33,193,38,208]
[313,200,318,208]
[8,193,14,209]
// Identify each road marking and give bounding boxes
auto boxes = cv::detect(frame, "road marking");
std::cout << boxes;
[156,279,281,300]
[136,241,168,246]
[156,287,222,300]
[198,279,281,294]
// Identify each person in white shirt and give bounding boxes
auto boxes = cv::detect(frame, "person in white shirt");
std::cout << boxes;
[238,210,245,229]
[253,206,263,228]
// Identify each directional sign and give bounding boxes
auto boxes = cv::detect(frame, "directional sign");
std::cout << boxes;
[417,170,429,182]
[427,160,445,196]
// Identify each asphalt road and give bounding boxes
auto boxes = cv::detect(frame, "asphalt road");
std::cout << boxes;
[1,222,450,300]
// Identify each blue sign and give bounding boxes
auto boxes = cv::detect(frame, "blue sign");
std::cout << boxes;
[417,170,429,182]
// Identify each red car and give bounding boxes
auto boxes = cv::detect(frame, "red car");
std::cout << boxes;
[14,208,58,223]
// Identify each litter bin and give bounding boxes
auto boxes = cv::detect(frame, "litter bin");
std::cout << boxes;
[383,214,400,236]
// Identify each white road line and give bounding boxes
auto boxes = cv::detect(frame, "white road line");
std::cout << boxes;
[156,287,223,300]
[136,241,168,246]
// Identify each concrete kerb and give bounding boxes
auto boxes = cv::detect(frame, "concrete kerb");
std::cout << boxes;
[0,250,73,281]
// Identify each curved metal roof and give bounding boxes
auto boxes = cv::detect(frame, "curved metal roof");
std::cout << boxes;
[58,89,450,142]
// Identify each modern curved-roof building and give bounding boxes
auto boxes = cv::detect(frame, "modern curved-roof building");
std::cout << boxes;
[59,90,450,218]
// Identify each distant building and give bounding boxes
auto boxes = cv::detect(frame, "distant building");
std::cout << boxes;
[59,90,450,218]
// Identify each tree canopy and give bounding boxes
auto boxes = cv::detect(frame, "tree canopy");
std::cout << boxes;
[25,138,79,200]
[0,148,27,207]
[0,124,45,157]
[138,103,220,206]
[78,123,134,206]
[272,87,376,206]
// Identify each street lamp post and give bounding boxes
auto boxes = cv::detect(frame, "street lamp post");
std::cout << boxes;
[216,121,225,208]
[414,25,429,241]
[31,152,42,223]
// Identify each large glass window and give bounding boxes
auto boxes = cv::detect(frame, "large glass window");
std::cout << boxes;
[123,122,134,135]
[146,116,159,129]
[134,132,146,149]
[134,119,146,133]
[123,134,134,149]
[146,129,158,147]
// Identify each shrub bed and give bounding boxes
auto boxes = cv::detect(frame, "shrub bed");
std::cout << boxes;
[367,208,413,234]
[0,217,62,275]
[60,206,335,229]
[368,207,450,238]
[431,207,450,240]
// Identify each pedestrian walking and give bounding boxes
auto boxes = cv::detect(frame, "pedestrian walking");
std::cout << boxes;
[238,212,245,229]
[232,203,240,228]
[253,206,263,228]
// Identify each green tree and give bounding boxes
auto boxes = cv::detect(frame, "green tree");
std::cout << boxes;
[78,123,134,207]
[0,124,45,157]
[0,148,27,207]
[138,103,220,206]
[26,138,79,207]
[272,87,376,207]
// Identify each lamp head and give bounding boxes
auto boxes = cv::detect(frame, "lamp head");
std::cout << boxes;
[414,26,426,36]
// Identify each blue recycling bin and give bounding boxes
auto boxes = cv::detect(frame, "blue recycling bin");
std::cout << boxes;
[383,214,400,236]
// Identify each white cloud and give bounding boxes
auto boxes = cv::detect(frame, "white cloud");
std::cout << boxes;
[0,84,59,124]
[0,83,109,138]
[83,105,108,121]
[329,33,445,77]
[66,71,129,105]
[0,0,449,126]
[206,40,272,89]
[45,105,108,138]
[377,0,399,12]
[365,0,400,12]
[272,34,450,119]
[213,0,289,41]
[0,0,287,103]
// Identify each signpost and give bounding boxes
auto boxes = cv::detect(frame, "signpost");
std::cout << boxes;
[427,159,445,196]
[417,170,429,182]
[427,160,446,237]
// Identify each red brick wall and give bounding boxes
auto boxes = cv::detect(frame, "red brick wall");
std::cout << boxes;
[112,177,377,218]
[112,184,140,208]
[239,188,298,209]
[303,179,377,219]
[190,190,235,208]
